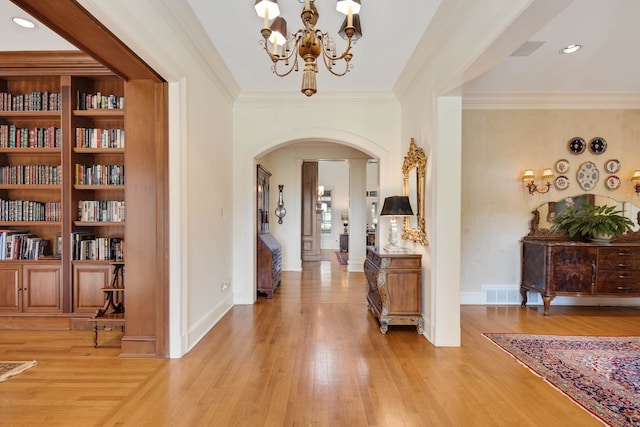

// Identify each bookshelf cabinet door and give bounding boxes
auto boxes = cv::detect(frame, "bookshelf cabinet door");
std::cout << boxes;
[73,263,110,313]
[0,265,21,312]
[23,263,62,313]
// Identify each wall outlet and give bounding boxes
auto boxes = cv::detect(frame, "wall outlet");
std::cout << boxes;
[221,281,229,292]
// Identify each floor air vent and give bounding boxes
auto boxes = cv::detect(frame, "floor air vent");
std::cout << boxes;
[483,286,521,305]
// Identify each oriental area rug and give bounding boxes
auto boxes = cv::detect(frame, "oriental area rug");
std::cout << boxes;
[0,360,36,383]
[484,334,640,427]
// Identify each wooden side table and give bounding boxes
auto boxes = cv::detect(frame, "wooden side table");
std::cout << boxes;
[90,262,125,347]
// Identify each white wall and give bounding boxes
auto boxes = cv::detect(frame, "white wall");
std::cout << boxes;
[461,108,640,306]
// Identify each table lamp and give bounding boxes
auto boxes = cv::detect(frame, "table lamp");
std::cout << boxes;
[380,196,414,252]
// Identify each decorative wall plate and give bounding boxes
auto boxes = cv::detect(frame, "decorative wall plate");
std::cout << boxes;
[604,159,620,174]
[605,175,621,190]
[554,175,569,190]
[576,161,599,191]
[568,137,586,154]
[555,159,570,174]
[588,137,607,154]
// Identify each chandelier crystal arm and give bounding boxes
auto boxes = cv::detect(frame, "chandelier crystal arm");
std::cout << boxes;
[319,32,353,77]
[259,34,300,78]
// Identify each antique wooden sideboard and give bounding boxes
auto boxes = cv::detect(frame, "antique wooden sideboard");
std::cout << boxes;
[364,246,423,334]
[521,240,640,315]
[521,198,640,315]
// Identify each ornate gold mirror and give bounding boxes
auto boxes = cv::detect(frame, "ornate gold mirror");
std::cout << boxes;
[402,138,428,245]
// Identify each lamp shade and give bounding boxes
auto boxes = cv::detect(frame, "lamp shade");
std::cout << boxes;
[338,14,362,40]
[336,0,361,15]
[254,0,280,19]
[542,168,554,181]
[522,169,535,183]
[269,17,288,45]
[380,196,414,216]
[633,170,640,182]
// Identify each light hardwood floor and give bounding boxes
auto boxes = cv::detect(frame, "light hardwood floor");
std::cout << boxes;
[2,251,640,426]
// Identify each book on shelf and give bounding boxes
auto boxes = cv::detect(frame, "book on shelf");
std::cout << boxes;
[0,91,61,112]
[75,127,125,149]
[71,231,123,261]
[0,229,49,260]
[76,91,124,110]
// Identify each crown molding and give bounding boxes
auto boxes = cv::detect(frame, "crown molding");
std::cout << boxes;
[235,91,399,105]
[462,92,640,110]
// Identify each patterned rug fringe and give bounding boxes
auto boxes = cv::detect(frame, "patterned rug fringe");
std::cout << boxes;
[0,360,37,383]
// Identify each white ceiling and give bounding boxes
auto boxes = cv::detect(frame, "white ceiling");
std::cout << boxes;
[2,0,640,95]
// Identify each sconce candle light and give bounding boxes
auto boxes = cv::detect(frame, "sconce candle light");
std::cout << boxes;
[632,171,640,194]
[522,168,554,195]
[380,196,414,252]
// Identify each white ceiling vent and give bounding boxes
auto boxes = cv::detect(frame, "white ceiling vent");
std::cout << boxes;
[510,41,546,57]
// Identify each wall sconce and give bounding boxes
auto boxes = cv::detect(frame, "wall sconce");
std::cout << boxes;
[341,211,349,234]
[275,185,286,224]
[632,171,640,194]
[380,196,414,252]
[522,168,554,195]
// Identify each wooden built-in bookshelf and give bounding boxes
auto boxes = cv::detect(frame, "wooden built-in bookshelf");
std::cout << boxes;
[0,47,167,357]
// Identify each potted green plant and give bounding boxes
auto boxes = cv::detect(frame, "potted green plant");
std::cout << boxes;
[550,197,635,241]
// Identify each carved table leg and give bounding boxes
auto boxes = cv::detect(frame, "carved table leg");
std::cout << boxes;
[542,295,555,316]
[379,319,390,334]
[92,322,98,347]
[520,287,528,306]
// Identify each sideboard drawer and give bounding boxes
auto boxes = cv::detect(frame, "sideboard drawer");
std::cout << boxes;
[597,247,640,270]
[596,270,640,294]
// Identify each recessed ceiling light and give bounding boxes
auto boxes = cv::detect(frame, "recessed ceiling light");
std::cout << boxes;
[561,44,582,54]
[12,17,37,29]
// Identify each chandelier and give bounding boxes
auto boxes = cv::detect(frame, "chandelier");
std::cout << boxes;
[254,0,363,97]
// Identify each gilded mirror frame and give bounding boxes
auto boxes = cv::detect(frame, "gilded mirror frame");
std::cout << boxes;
[402,138,428,245]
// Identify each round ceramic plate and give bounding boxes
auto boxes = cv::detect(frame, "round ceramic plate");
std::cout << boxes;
[554,175,569,190]
[604,159,620,174]
[605,175,621,190]
[555,159,570,174]
[568,137,586,154]
[576,161,599,190]
[589,137,607,154]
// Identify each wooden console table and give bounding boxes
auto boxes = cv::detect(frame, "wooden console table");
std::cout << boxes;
[364,247,423,334]
[90,262,125,347]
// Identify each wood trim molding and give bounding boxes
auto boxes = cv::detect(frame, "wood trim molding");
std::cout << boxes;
[0,51,111,75]
[11,0,163,82]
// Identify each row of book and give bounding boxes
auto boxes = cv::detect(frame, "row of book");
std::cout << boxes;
[0,230,49,260]
[0,91,61,112]
[75,164,124,186]
[71,232,124,261]
[0,199,61,222]
[75,128,125,149]
[0,125,62,148]
[76,92,124,110]
[0,165,62,185]
[77,200,125,223]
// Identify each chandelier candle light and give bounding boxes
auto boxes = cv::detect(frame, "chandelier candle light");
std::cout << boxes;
[254,0,363,97]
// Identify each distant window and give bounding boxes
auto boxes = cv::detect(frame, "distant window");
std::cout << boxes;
[320,189,332,234]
